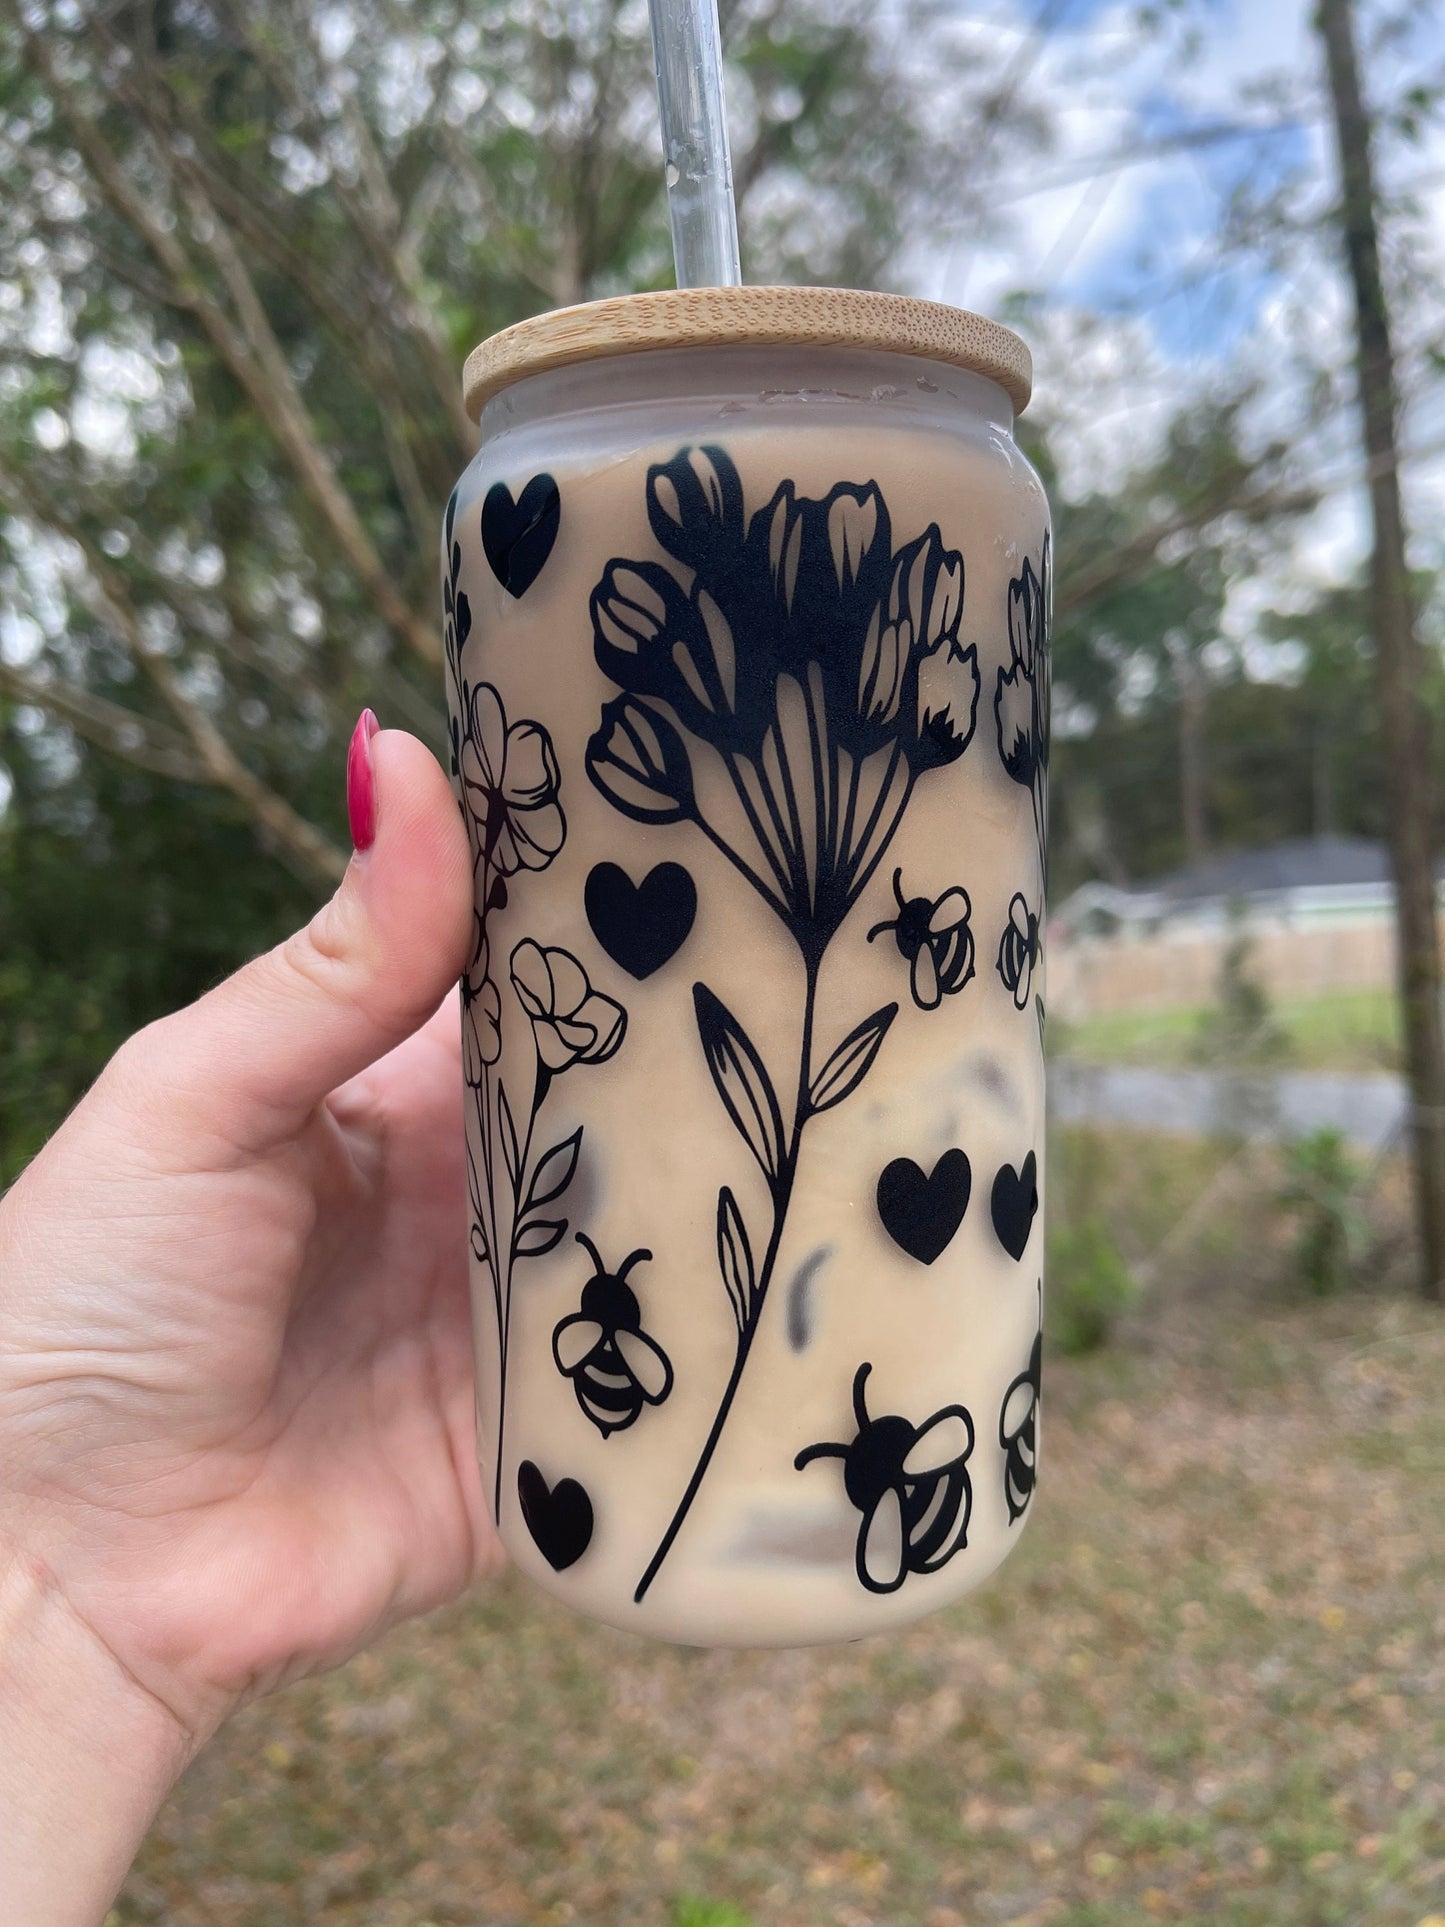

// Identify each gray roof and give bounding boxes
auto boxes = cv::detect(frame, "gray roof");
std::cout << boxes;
[1151,836,1395,905]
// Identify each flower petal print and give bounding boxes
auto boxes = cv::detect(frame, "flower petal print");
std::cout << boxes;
[591,444,985,1605]
[867,870,976,1012]
[511,940,627,1074]
[586,695,697,824]
[461,681,566,876]
[587,444,977,958]
[996,892,1040,1011]
[461,915,502,1083]
[995,534,1051,878]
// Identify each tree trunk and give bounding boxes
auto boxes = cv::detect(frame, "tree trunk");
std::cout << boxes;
[1318,0,1445,1301]
[1178,652,1208,866]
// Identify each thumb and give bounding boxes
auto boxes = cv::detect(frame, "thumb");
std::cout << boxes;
[146,714,473,1149]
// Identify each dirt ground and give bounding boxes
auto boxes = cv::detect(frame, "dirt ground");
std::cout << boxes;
[111,1280,1444,1927]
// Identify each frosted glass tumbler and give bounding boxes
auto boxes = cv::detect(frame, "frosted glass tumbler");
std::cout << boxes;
[442,289,1049,1646]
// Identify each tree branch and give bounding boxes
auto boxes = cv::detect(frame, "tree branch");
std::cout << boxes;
[1058,480,1318,617]
[21,21,441,667]
[0,658,206,783]
[0,460,347,886]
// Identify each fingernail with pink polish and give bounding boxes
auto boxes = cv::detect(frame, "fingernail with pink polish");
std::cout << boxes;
[347,708,380,851]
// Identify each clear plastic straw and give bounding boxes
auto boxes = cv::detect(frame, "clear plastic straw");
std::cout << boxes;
[646,0,741,288]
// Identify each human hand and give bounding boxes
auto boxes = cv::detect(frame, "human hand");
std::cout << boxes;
[0,717,498,1921]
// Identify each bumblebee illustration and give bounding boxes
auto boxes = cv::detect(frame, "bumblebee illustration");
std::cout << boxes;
[795,1362,975,1594]
[999,1325,1041,1524]
[867,868,975,1011]
[551,1234,674,1438]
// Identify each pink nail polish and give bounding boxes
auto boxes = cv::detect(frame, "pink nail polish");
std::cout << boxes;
[347,708,380,851]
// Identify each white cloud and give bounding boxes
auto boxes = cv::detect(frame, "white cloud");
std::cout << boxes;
[896,0,1445,610]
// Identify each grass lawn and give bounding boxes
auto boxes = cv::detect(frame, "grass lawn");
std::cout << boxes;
[1056,989,1402,1075]
[114,1287,1444,1927]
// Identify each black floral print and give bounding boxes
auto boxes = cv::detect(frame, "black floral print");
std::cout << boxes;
[460,682,566,878]
[511,940,627,1076]
[996,891,1040,1011]
[443,489,628,1521]
[461,913,502,1084]
[995,535,1051,883]
[587,445,977,964]
[585,444,980,1601]
[867,869,975,1011]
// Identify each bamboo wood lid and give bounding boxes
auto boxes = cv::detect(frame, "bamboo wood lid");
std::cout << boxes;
[463,286,1032,421]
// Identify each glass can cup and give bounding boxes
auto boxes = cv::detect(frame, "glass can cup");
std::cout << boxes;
[442,289,1049,1647]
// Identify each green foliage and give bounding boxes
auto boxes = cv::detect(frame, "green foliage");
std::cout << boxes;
[1278,1128,1368,1296]
[1193,906,1290,1067]
[671,1901,753,1927]
[1,0,1022,1178]
[1046,1214,1139,1355]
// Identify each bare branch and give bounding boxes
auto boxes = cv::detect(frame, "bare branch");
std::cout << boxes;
[20,22,441,667]
[0,459,347,886]
[1058,481,1318,617]
[237,1,472,443]
[0,658,206,782]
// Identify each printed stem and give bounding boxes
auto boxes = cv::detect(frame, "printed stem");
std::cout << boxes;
[483,1059,510,1520]
[493,1059,553,1519]
[634,948,821,1603]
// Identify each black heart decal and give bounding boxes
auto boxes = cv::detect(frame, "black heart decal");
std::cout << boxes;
[877,1149,972,1266]
[585,861,697,980]
[517,1460,594,1571]
[482,474,561,597]
[990,1151,1038,1262]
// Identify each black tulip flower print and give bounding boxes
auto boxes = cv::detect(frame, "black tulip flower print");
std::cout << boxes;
[552,1234,674,1438]
[995,534,1051,881]
[1000,1320,1042,1525]
[586,445,981,1601]
[441,489,631,1523]
[868,869,975,1011]
[996,892,1040,1011]
[587,444,977,956]
[795,1363,975,1594]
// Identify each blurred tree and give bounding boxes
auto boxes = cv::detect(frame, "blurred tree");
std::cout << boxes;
[0,0,1045,1174]
[1319,0,1445,1302]
[1038,394,1317,887]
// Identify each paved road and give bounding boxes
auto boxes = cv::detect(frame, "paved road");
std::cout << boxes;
[1050,1060,1408,1152]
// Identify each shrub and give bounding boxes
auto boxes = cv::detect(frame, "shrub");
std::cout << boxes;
[671,1901,753,1927]
[1193,904,1290,1066]
[1047,1214,1139,1354]
[1278,1127,1367,1295]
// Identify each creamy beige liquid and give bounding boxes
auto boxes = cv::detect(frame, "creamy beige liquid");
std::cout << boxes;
[449,350,1048,1645]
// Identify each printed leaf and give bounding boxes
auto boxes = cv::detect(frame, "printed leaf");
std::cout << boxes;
[498,1082,521,1187]
[527,1127,582,1211]
[809,1003,898,1114]
[470,1222,490,1264]
[716,1186,755,1335]
[514,1217,568,1259]
[693,982,785,1182]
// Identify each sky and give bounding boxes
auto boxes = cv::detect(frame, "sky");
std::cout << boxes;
[900,0,1445,627]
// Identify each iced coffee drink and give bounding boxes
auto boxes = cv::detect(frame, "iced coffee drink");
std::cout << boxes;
[442,288,1048,1646]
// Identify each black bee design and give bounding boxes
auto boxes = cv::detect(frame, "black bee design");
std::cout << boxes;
[794,1362,975,1594]
[1000,1324,1041,1524]
[551,1234,674,1438]
[867,868,975,1011]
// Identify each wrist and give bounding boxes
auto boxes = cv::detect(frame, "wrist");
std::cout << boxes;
[0,1545,193,1927]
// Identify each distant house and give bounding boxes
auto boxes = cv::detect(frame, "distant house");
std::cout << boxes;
[1048,837,1444,1019]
